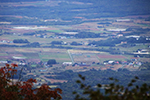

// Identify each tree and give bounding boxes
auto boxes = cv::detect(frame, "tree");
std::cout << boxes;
[70,41,82,46]
[0,64,62,100]
[47,59,57,65]
[51,41,62,45]
[73,74,150,100]
[28,42,40,47]
[13,39,30,43]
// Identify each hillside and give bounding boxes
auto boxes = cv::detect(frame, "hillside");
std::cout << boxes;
[1,0,150,21]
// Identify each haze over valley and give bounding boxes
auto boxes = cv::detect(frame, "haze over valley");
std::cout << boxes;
[0,0,150,99]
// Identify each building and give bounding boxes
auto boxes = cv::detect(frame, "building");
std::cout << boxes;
[63,62,72,65]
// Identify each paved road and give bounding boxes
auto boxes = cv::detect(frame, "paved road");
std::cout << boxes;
[67,50,74,63]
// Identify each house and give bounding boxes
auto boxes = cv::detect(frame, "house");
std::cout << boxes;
[116,19,131,22]
[125,35,140,40]
[117,34,123,37]
[121,41,127,44]
[135,49,149,54]
[106,28,126,32]
[108,61,114,64]
[146,38,150,40]
[18,63,26,66]
[103,60,114,65]
[63,62,72,65]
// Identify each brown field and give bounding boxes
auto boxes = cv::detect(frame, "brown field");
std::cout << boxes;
[0,47,19,52]
[45,78,67,84]
[69,49,102,53]
[73,55,99,63]
[69,50,101,63]
[65,64,123,71]
[72,22,100,32]
[41,75,67,84]
[9,53,24,57]
[27,59,41,63]
[112,22,139,27]
[140,58,150,62]
[74,58,99,63]
[65,65,91,70]
[111,64,122,70]
[97,54,127,59]
[0,56,10,59]
[11,28,36,33]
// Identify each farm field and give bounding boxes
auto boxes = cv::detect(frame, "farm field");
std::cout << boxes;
[97,54,127,62]
[0,46,134,65]
[68,49,131,64]
[0,47,71,63]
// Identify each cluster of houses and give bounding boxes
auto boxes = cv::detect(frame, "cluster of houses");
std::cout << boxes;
[102,59,142,68]
[62,58,142,69]
[0,40,13,44]
[34,34,75,39]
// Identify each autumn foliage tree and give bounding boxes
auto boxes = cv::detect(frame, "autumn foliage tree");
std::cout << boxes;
[0,64,62,100]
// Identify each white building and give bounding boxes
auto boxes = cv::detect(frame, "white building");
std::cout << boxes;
[63,62,72,65]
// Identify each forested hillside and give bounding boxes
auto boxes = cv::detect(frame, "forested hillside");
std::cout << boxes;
[59,69,150,99]
[1,0,150,21]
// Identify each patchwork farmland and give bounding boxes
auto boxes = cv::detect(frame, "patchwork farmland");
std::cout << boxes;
[0,1,150,87]
[0,46,132,69]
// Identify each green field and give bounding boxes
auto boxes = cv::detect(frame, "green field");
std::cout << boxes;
[47,30,64,33]
[39,53,71,63]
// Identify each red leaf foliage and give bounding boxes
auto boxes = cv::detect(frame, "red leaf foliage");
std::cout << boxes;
[0,64,62,100]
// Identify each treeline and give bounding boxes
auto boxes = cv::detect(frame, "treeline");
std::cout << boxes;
[12,39,39,47]
[55,32,101,38]
[13,39,29,43]
[51,41,81,46]
[89,36,150,47]
[51,41,62,45]
[124,28,150,36]
[0,17,83,25]
[75,32,100,38]
[0,42,40,47]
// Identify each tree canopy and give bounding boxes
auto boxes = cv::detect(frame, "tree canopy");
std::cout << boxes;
[47,59,57,65]
[13,39,30,44]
